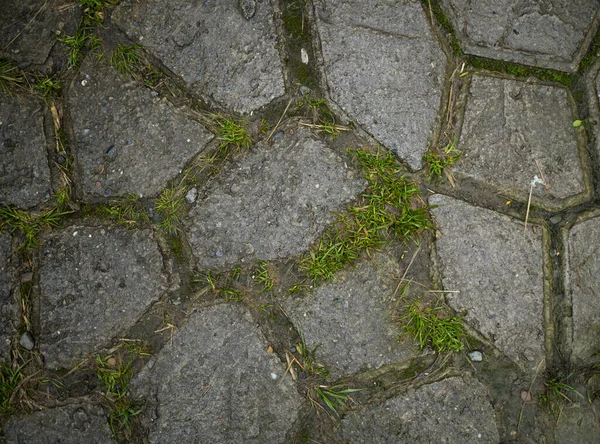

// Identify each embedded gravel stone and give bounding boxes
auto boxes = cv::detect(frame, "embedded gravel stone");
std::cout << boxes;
[132,303,302,444]
[0,95,51,209]
[456,75,585,209]
[3,400,114,443]
[0,234,15,362]
[187,126,365,268]
[113,0,285,114]
[284,253,415,376]
[430,194,544,371]
[441,0,599,71]
[342,376,500,443]
[565,215,600,362]
[68,55,212,200]
[314,0,445,169]
[39,226,167,369]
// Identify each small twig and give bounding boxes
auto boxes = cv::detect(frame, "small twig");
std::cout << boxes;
[517,357,545,432]
[524,181,534,238]
[267,97,294,142]
[297,122,351,132]
[392,247,421,301]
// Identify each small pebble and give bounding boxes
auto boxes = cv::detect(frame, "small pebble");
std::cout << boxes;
[20,272,33,283]
[106,145,116,159]
[290,346,296,353]
[215,248,223,257]
[19,331,35,350]
[468,350,483,362]
[57,155,66,164]
[299,85,311,96]
[270,372,277,380]
[104,188,113,196]
[185,187,198,204]
[273,131,284,141]
[83,128,90,135]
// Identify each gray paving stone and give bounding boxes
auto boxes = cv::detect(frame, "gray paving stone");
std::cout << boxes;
[0,0,67,66]
[456,75,585,209]
[554,404,600,444]
[441,0,599,71]
[0,234,15,362]
[112,0,285,114]
[68,55,212,200]
[284,253,415,376]
[341,376,500,443]
[565,215,600,362]
[39,226,167,369]
[3,400,114,444]
[430,194,545,371]
[187,126,365,268]
[0,95,51,209]
[314,0,445,169]
[132,303,302,444]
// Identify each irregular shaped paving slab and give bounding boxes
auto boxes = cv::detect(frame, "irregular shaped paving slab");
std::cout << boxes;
[0,95,51,209]
[284,253,415,376]
[132,303,302,444]
[441,0,599,71]
[314,0,445,169]
[3,400,114,443]
[564,215,600,362]
[0,234,15,362]
[187,126,365,268]
[68,56,212,200]
[456,75,586,210]
[430,194,544,371]
[39,226,167,369]
[113,0,285,114]
[0,0,71,66]
[554,405,600,443]
[342,376,500,443]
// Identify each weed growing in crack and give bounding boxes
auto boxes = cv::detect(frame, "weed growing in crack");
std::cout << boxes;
[81,195,148,227]
[0,206,72,252]
[538,373,585,418]
[0,60,26,95]
[423,139,463,181]
[59,25,101,68]
[254,261,274,293]
[309,385,364,420]
[33,75,61,103]
[300,148,431,284]
[295,96,348,136]
[400,302,464,352]
[110,44,141,77]
[155,186,185,234]
[295,340,329,378]
[0,363,26,416]
[217,118,252,150]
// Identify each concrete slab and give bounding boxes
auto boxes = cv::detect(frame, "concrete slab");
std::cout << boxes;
[0,234,15,362]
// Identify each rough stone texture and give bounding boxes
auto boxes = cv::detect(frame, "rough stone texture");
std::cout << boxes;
[430,194,544,371]
[0,95,51,209]
[565,216,600,362]
[554,405,600,444]
[187,126,365,268]
[314,0,445,169]
[68,55,212,200]
[342,376,500,443]
[0,234,15,362]
[0,0,71,66]
[132,303,302,444]
[441,0,599,71]
[284,253,415,376]
[39,226,167,369]
[3,400,114,443]
[457,75,585,207]
[112,0,285,114]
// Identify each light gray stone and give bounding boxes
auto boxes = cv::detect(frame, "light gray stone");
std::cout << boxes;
[132,303,303,444]
[19,331,35,351]
[456,75,585,208]
[314,0,445,169]
[468,350,483,362]
[68,55,212,200]
[0,95,51,209]
[284,253,415,376]
[3,400,114,444]
[39,226,167,369]
[430,194,545,371]
[441,0,599,71]
[112,0,285,114]
[565,216,600,362]
[0,233,15,361]
[342,376,500,443]
[187,126,365,268]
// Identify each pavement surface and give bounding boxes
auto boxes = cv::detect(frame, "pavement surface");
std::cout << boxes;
[1,0,600,443]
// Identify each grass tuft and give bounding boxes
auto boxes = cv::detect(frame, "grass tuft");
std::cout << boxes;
[0,363,26,416]
[110,44,141,77]
[33,75,61,103]
[423,139,462,181]
[310,384,364,419]
[217,119,252,150]
[296,340,329,378]
[538,373,585,417]
[401,302,464,352]
[254,261,274,293]
[155,186,185,234]
[0,206,72,251]
[0,60,26,95]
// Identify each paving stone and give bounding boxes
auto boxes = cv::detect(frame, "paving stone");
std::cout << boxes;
[39,226,167,369]
[554,404,600,444]
[284,253,414,376]
[187,126,365,268]
[68,55,212,200]
[132,303,303,444]
[0,234,15,362]
[3,400,114,443]
[314,0,445,169]
[456,75,585,209]
[430,194,544,371]
[341,376,500,443]
[565,215,600,362]
[112,0,285,114]
[441,0,599,71]
[0,0,69,66]
[0,95,51,209]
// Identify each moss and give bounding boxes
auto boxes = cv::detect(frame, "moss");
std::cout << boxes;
[281,0,317,89]
[420,0,463,55]
[168,235,184,263]
[467,56,573,85]
[578,26,600,74]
